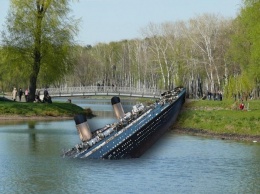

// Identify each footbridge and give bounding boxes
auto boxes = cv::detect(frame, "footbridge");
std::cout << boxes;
[45,86,164,98]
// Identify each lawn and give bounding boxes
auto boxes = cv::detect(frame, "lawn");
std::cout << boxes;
[0,99,89,117]
[176,99,260,136]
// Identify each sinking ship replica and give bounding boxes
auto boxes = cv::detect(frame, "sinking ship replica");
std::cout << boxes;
[63,87,186,159]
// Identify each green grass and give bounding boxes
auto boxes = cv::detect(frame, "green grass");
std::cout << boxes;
[0,100,89,117]
[177,99,260,136]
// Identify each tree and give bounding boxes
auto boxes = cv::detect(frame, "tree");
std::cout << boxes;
[73,46,100,86]
[229,0,260,98]
[1,0,79,101]
[183,14,227,93]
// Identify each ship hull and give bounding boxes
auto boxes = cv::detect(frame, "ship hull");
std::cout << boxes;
[72,89,186,159]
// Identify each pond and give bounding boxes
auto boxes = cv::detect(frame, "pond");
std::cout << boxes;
[0,97,259,193]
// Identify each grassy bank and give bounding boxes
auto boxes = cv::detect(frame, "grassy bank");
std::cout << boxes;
[0,98,91,118]
[175,99,260,140]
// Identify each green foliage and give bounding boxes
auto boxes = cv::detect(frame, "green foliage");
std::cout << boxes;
[1,0,79,93]
[224,72,254,98]
[229,1,260,84]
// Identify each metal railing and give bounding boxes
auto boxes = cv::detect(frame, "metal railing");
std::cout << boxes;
[43,86,164,98]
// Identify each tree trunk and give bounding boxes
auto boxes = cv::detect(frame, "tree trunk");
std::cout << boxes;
[28,6,43,102]
[28,75,37,102]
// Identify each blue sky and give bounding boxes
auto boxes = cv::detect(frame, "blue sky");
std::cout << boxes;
[0,0,242,46]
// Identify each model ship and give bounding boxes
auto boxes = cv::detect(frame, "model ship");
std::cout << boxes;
[63,87,186,159]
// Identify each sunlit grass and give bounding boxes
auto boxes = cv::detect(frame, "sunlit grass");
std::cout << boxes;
[177,99,260,136]
[0,101,87,117]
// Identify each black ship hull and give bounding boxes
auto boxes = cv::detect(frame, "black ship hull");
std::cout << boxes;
[104,92,185,159]
[63,87,186,159]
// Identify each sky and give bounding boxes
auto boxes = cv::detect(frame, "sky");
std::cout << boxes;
[0,0,242,46]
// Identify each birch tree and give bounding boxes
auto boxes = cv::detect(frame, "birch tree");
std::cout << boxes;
[182,14,224,93]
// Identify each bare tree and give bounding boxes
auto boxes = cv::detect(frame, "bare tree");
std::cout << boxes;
[181,14,225,93]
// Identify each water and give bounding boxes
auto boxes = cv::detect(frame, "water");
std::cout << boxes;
[0,98,259,194]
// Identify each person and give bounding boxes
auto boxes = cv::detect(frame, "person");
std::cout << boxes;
[239,100,245,110]
[97,83,100,91]
[219,91,223,101]
[213,92,216,100]
[35,90,41,102]
[25,89,29,102]
[43,88,52,103]
[112,83,115,91]
[18,88,23,101]
[207,90,211,100]
[44,88,48,98]
[12,87,17,101]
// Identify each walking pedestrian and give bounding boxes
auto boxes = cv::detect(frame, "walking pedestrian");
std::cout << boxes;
[25,89,29,102]
[18,88,23,101]
[12,87,17,101]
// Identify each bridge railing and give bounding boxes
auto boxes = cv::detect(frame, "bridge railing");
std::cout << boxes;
[44,86,164,98]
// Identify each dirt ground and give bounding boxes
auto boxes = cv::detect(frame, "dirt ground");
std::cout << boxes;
[174,128,260,142]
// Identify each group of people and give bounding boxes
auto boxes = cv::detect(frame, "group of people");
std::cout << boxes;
[11,87,51,103]
[97,83,116,91]
[12,87,28,102]
[207,90,223,101]
[35,88,52,103]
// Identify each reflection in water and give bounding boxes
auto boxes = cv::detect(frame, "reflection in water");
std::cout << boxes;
[0,119,80,192]
[53,97,137,112]
[28,121,37,153]
[28,121,36,129]
[93,110,115,118]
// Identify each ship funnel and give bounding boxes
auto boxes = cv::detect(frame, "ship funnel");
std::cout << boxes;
[111,96,125,119]
[74,114,92,142]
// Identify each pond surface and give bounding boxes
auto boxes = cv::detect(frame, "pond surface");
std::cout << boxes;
[0,98,259,194]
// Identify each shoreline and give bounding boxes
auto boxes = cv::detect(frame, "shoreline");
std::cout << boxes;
[0,115,258,143]
[174,128,260,142]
